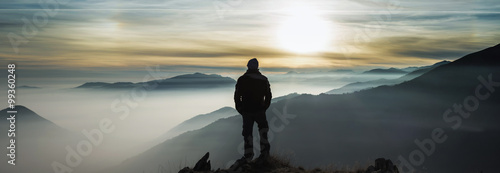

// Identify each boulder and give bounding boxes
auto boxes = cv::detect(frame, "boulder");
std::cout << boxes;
[178,152,211,173]
[365,158,399,173]
[193,152,211,171]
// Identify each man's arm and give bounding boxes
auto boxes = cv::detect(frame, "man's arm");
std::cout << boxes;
[264,80,272,110]
[234,78,243,113]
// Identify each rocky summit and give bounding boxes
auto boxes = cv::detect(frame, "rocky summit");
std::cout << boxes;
[178,152,399,173]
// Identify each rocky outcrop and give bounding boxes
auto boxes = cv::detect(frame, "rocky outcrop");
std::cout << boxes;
[179,152,400,173]
[179,152,211,173]
[364,158,399,173]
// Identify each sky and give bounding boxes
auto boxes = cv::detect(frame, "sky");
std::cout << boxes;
[0,1,499,170]
[1,0,499,79]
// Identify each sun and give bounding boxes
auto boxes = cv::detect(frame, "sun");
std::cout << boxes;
[276,5,333,54]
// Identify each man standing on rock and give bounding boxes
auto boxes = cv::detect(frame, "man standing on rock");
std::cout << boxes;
[234,58,272,163]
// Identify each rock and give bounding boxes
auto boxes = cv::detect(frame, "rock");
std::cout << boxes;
[193,152,211,171]
[228,158,248,172]
[178,152,211,173]
[365,158,399,173]
[365,165,377,173]
[178,167,195,173]
[178,153,400,173]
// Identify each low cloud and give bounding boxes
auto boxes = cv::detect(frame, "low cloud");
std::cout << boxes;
[370,36,499,60]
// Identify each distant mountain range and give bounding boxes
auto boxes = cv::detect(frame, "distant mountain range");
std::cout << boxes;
[111,43,500,173]
[76,72,235,90]
[286,69,355,75]
[329,69,355,73]
[362,67,408,74]
[280,61,451,78]
[362,61,450,75]
[298,60,449,90]
[400,60,450,72]
[326,60,450,94]
[271,92,300,103]
[18,85,41,89]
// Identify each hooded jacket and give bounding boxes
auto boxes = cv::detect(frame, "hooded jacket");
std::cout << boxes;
[234,69,272,113]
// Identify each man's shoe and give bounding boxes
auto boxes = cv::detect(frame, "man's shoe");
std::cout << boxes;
[255,152,270,165]
[229,156,251,171]
[257,152,270,160]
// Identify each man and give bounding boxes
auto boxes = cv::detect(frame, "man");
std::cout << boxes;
[234,58,272,163]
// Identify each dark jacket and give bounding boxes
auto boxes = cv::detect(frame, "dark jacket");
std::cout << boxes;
[234,69,272,113]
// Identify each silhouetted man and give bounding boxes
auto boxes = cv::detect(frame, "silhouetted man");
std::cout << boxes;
[234,58,272,163]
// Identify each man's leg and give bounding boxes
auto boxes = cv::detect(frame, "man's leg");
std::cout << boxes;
[242,113,255,160]
[255,111,270,156]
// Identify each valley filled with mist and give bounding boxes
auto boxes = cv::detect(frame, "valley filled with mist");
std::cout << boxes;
[1,45,500,173]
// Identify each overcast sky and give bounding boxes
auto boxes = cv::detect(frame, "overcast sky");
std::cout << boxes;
[1,0,499,77]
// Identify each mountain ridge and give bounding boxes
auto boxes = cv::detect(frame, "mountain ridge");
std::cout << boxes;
[154,107,238,144]
[0,105,78,173]
[76,72,236,90]
[362,67,407,74]
[326,60,450,94]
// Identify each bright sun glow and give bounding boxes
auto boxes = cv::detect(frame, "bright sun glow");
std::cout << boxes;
[277,5,333,54]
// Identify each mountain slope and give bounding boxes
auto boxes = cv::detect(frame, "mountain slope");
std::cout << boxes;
[401,60,450,72]
[0,106,76,173]
[271,93,300,103]
[155,107,238,143]
[326,60,450,94]
[112,43,500,173]
[154,94,301,146]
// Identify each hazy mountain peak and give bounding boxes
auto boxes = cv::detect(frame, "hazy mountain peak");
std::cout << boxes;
[0,105,78,173]
[435,60,451,64]
[1,105,31,113]
[76,82,109,88]
[362,67,407,74]
[329,69,355,73]
[172,72,225,79]
[76,72,235,90]
[1,105,44,122]
[18,85,41,89]
[210,106,236,113]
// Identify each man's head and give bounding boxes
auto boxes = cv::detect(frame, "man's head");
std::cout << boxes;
[247,58,259,70]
